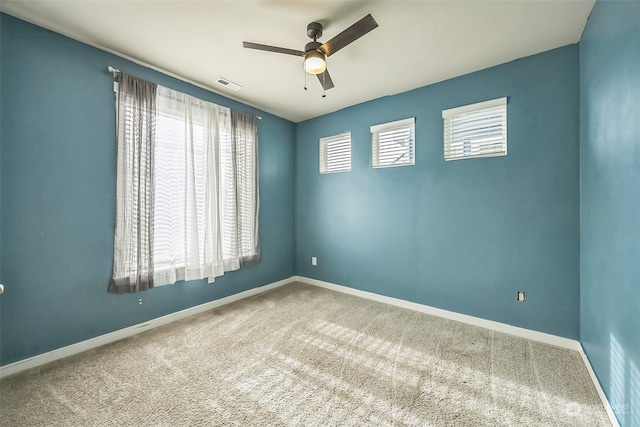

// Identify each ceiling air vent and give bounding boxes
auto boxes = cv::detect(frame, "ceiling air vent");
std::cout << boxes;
[215,77,242,91]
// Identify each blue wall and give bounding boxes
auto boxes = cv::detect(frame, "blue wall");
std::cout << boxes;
[580,2,640,426]
[295,46,581,339]
[0,14,296,365]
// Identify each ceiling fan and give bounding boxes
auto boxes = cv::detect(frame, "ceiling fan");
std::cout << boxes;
[243,14,378,91]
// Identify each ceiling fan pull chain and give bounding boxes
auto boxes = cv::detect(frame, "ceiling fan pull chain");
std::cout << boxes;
[322,72,326,98]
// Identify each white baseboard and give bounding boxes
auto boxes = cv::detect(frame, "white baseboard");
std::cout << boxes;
[578,345,621,427]
[0,277,295,378]
[294,276,581,351]
[295,275,619,426]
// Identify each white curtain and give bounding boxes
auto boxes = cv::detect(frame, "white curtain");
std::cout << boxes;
[110,74,157,294]
[153,86,231,286]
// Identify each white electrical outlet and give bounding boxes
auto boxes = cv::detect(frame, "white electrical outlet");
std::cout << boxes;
[312,257,317,266]
[517,291,526,302]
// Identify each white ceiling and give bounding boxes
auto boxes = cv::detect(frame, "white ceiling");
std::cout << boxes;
[1,0,594,123]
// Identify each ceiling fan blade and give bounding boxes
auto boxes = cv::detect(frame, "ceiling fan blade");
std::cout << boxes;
[243,41,305,57]
[317,69,335,90]
[320,14,378,57]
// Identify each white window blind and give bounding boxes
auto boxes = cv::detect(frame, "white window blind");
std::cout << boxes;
[320,132,351,174]
[442,97,507,161]
[371,117,415,168]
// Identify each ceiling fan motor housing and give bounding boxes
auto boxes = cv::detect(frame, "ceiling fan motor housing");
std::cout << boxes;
[305,41,323,54]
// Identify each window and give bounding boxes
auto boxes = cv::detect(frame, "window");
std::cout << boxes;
[111,74,258,293]
[371,117,415,168]
[442,97,507,161]
[153,88,259,285]
[320,132,351,174]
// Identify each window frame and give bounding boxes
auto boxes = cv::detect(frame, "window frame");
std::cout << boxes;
[319,131,352,174]
[371,117,416,169]
[442,97,507,161]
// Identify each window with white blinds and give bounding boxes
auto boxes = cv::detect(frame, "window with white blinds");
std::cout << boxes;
[442,97,507,161]
[320,132,351,174]
[371,117,415,168]
[153,89,258,286]
[153,87,233,286]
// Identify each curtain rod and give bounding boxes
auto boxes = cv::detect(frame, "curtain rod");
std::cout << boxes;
[107,65,121,78]
[106,65,261,120]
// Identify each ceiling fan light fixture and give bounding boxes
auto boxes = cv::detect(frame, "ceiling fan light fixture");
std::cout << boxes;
[304,50,326,75]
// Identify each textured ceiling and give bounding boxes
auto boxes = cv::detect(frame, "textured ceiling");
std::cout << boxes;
[1,0,594,122]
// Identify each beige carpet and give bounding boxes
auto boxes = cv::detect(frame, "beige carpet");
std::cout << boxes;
[0,282,611,426]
